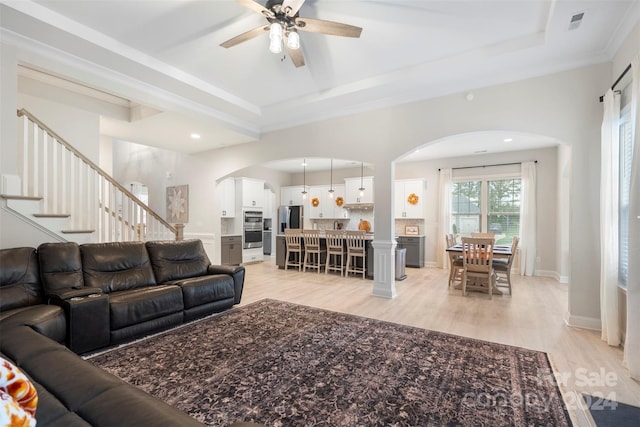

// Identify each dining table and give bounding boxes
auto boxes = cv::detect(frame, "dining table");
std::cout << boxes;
[445,243,513,295]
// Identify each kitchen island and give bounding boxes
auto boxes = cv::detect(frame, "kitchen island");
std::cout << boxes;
[276,232,375,279]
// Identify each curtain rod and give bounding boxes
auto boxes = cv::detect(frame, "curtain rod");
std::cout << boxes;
[438,160,537,172]
[599,63,632,102]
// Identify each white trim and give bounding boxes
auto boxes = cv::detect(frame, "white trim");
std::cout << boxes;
[564,312,601,331]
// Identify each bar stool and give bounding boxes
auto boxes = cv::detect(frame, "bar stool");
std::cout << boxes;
[302,229,325,273]
[325,230,345,276]
[284,228,303,271]
[345,230,366,279]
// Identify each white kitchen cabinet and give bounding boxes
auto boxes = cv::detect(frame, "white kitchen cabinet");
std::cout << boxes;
[344,177,374,205]
[308,186,327,219]
[242,247,263,263]
[332,184,350,219]
[394,179,425,219]
[308,185,350,219]
[280,185,306,206]
[218,178,236,218]
[263,188,275,219]
[236,177,264,208]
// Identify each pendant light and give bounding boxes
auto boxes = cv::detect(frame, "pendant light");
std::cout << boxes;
[328,158,334,198]
[358,162,365,197]
[301,159,308,200]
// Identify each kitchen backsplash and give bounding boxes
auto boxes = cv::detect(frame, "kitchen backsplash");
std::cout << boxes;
[312,209,375,232]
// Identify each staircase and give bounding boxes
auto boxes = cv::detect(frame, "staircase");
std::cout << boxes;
[1,109,178,244]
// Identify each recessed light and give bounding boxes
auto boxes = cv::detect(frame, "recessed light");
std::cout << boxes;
[503,138,513,142]
[191,133,201,139]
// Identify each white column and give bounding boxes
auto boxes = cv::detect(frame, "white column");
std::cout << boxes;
[371,161,397,298]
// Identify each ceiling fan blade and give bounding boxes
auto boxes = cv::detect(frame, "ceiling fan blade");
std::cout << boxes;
[281,0,306,17]
[235,0,274,18]
[220,25,269,48]
[286,44,305,68]
[295,18,362,38]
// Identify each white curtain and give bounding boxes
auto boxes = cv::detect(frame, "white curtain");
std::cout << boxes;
[624,54,640,379]
[519,161,537,276]
[438,168,452,269]
[600,89,621,347]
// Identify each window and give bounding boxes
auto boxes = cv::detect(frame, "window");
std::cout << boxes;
[619,104,633,288]
[452,176,521,245]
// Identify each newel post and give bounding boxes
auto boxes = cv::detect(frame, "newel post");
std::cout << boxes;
[174,224,184,241]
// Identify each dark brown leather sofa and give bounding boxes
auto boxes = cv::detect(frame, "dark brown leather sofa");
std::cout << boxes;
[0,240,247,427]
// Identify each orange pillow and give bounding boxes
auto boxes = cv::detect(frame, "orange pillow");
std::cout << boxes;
[0,357,37,427]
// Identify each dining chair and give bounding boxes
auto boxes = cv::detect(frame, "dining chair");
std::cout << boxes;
[446,234,463,287]
[471,232,496,239]
[284,228,303,271]
[302,229,325,273]
[461,237,495,298]
[492,236,519,295]
[325,230,346,276]
[345,230,367,279]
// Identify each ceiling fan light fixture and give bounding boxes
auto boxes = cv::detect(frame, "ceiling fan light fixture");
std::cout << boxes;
[287,31,300,50]
[269,22,283,53]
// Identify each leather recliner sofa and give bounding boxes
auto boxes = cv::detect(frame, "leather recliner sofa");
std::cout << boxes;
[0,239,247,427]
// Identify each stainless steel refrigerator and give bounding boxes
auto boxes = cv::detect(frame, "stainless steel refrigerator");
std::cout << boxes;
[278,205,303,233]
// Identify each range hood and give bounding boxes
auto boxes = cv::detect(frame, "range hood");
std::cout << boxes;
[342,203,374,210]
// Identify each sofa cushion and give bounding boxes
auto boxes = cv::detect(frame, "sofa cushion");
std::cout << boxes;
[0,305,66,344]
[171,275,235,309]
[38,242,84,293]
[80,242,156,293]
[0,247,43,312]
[1,327,204,427]
[108,286,183,330]
[146,240,210,284]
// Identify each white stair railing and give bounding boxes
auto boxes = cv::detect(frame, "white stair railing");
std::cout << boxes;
[17,109,178,242]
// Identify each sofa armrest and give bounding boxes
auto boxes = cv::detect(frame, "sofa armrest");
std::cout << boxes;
[47,288,104,303]
[208,265,245,304]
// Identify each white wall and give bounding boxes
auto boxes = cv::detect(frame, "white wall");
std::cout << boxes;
[18,93,100,165]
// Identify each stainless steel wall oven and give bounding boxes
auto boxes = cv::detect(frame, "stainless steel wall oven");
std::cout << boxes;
[243,210,263,249]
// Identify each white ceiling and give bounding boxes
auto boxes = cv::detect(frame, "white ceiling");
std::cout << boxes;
[2,0,638,168]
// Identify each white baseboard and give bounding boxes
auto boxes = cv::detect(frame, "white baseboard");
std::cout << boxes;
[564,312,601,331]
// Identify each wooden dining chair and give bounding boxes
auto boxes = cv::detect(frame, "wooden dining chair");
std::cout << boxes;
[302,229,325,273]
[345,230,367,279]
[461,237,495,298]
[284,228,303,271]
[471,232,496,239]
[325,230,345,276]
[492,236,519,295]
[446,234,463,287]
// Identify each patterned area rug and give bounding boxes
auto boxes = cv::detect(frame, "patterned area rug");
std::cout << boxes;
[88,299,571,426]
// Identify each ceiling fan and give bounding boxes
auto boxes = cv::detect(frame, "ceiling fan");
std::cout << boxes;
[220,0,363,68]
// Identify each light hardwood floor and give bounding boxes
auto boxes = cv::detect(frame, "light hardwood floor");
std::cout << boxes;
[239,257,640,424]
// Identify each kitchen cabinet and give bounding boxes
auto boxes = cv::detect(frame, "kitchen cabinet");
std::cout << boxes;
[394,179,425,219]
[243,247,263,264]
[281,185,306,206]
[221,235,242,265]
[236,177,264,208]
[308,185,350,219]
[218,178,236,218]
[264,189,275,219]
[344,177,374,205]
[396,236,425,268]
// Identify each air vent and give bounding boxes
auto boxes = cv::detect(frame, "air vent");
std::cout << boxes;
[568,12,584,30]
